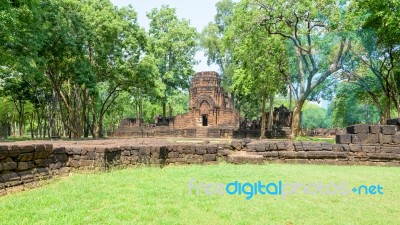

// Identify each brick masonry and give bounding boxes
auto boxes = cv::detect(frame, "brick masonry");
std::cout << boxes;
[110,71,239,138]
[336,124,400,145]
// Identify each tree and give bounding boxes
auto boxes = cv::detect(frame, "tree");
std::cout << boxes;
[253,0,351,137]
[201,0,236,90]
[331,82,381,127]
[81,1,148,137]
[228,0,286,138]
[339,0,400,122]
[147,6,197,123]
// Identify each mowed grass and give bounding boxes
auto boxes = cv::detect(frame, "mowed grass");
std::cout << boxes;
[0,163,399,225]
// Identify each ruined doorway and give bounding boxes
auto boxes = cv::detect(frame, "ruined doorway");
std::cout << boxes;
[202,115,208,126]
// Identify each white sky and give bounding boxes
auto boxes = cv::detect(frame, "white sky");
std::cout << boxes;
[110,0,220,72]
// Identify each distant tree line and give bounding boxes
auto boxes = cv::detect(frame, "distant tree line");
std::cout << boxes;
[1,0,399,139]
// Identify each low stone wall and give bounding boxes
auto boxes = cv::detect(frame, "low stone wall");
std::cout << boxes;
[0,144,54,195]
[1,139,400,195]
[242,141,400,166]
[110,127,232,138]
[336,124,400,145]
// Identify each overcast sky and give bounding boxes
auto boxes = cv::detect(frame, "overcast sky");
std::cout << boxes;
[110,0,220,72]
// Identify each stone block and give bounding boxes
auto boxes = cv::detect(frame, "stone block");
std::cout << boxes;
[203,154,216,162]
[230,140,243,150]
[365,134,380,144]
[20,145,35,153]
[307,151,336,159]
[8,145,21,157]
[80,160,94,167]
[276,142,288,150]
[295,151,307,159]
[362,146,376,153]
[1,172,21,187]
[278,151,295,159]
[207,146,218,154]
[393,135,400,144]
[54,153,68,162]
[2,158,17,171]
[217,150,231,156]
[380,134,393,144]
[302,142,321,151]
[33,149,47,160]
[321,143,333,151]
[293,142,303,151]
[139,146,151,156]
[335,152,348,158]
[369,125,380,134]
[195,146,206,155]
[347,124,369,134]
[18,153,33,161]
[256,151,279,157]
[16,162,29,171]
[387,118,400,126]
[227,154,264,164]
[381,125,397,135]
[349,144,363,152]
[167,151,179,158]
[351,134,369,144]
[53,147,66,154]
[18,171,34,184]
[122,150,130,156]
[68,159,80,168]
[336,134,351,144]
[0,146,8,160]
[34,159,47,167]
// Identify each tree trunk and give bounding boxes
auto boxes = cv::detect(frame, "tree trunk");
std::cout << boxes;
[169,103,172,119]
[267,95,274,130]
[260,94,266,139]
[30,112,34,139]
[289,85,292,112]
[96,119,103,138]
[50,90,58,137]
[291,98,306,138]
[162,101,166,124]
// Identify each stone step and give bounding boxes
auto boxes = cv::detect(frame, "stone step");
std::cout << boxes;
[227,152,264,164]
[196,128,208,138]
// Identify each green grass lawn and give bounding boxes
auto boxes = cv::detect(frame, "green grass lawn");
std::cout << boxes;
[0,163,399,225]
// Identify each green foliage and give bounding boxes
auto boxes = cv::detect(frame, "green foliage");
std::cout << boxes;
[331,83,381,127]
[301,104,331,129]
[147,6,197,99]
[200,0,236,91]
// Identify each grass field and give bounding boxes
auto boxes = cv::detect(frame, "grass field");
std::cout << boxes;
[0,163,399,225]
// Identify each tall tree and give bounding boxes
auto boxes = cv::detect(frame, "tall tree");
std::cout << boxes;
[340,0,400,122]
[252,0,351,137]
[201,0,236,90]
[81,1,148,137]
[147,5,197,123]
[228,0,287,138]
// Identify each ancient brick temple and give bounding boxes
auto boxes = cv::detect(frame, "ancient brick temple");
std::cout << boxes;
[110,71,239,138]
[169,71,239,134]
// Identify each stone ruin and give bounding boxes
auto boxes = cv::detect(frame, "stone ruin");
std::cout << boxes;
[336,118,400,145]
[234,105,293,138]
[110,71,239,138]
[265,105,292,138]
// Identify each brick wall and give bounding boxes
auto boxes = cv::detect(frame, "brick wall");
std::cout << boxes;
[336,124,400,145]
[2,139,400,195]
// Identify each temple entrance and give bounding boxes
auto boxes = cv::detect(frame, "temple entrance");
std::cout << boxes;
[202,115,208,126]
